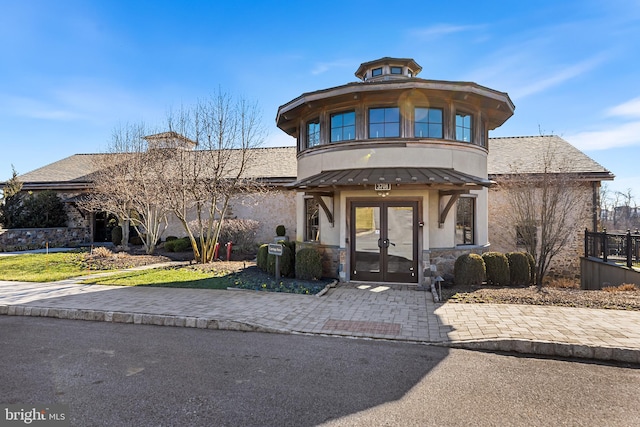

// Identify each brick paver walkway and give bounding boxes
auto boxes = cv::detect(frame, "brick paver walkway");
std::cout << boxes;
[1,270,639,363]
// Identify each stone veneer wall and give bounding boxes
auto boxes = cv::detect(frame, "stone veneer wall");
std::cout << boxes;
[422,247,486,285]
[487,182,594,278]
[0,227,91,251]
[296,242,341,279]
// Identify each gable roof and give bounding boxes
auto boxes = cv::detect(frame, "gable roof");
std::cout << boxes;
[487,135,614,180]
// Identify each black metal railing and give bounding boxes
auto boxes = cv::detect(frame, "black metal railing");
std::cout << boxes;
[585,228,640,268]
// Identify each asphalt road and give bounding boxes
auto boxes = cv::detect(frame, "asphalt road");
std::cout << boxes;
[1,317,639,426]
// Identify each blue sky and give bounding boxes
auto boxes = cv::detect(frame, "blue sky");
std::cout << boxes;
[1,0,639,197]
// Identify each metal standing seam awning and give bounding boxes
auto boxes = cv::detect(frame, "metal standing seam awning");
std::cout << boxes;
[287,167,494,227]
[286,167,494,190]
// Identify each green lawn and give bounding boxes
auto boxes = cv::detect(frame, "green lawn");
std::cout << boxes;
[82,268,233,289]
[0,252,330,294]
[0,252,94,282]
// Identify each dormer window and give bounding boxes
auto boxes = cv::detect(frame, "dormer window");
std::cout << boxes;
[371,67,383,77]
[390,66,402,75]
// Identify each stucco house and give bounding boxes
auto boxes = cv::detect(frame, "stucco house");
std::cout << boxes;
[1,57,613,285]
[278,57,514,285]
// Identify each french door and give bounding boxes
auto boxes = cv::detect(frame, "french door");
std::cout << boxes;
[350,201,418,283]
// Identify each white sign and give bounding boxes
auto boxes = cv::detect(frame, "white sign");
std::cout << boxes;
[375,183,391,191]
[268,243,283,256]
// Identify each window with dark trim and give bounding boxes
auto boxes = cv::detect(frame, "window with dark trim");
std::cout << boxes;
[307,119,320,148]
[455,197,475,245]
[369,107,400,138]
[414,107,443,138]
[390,66,402,75]
[305,198,320,241]
[330,111,356,142]
[372,67,383,77]
[455,113,473,142]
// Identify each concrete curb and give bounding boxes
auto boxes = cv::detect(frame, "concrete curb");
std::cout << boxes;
[0,305,289,335]
[439,338,640,364]
[2,303,638,364]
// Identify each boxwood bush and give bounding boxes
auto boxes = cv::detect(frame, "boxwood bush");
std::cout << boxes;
[454,253,486,286]
[267,242,294,277]
[482,252,510,286]
[257,244,269,270]
[507,252,531,286]
[295,248,323,280]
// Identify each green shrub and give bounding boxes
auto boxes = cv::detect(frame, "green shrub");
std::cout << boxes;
[111,226,123,246]
[173,237,192,252]
[454,253,486,286]
[295,247,323,280]
[257,244,269,270]
[482,252,510,286]
[280,240,296,273]
[275,225,286,237]
[164,239,177,252]
[267,242,294,277]
[165,236,178,242]
[507,252,531,286]
[525,252,536,284]
[129,235,143,246]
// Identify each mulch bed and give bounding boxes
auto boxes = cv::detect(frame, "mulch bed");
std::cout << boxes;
[440,283,640,311]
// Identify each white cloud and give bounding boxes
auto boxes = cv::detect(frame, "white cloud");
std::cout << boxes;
[568,121,640,150]
[511,53,609,99]
[607,97,640,118]
[310,59,353,76]
[2,95,82,121]
[410,24,485,40]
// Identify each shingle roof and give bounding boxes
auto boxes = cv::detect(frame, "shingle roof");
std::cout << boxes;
[12,136,613,189]
[15,147,298,188]
[487,135,614,179]
[17,154,110,184]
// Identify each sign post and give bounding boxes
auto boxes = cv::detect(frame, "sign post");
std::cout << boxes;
[268,243,284,280]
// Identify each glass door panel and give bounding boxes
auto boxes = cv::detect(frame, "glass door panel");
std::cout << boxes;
[351,202,418,283]
[385,205,416,282]
[353,206,381,280]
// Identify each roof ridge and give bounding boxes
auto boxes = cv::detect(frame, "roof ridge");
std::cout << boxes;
[489,135,556,140]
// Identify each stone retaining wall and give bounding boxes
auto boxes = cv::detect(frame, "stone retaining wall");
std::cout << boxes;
[0,227,91,252]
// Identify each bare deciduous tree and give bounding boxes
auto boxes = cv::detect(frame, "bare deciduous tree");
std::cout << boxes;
[162,91,267,263]
[498,143,591,288]
[80,123,172,254]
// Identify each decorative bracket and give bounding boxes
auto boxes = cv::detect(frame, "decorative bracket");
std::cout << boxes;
[312,192,334,226]
[438,190,468,228]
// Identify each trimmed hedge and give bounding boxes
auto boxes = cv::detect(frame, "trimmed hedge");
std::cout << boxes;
[295,248,323,280]
[454,253,486,286]
[164,237,192,252]
[525,252,536,284]
[507,252,531,286]
[482,252,510,286]
[257,244,269,270]
[267,242,294,277]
